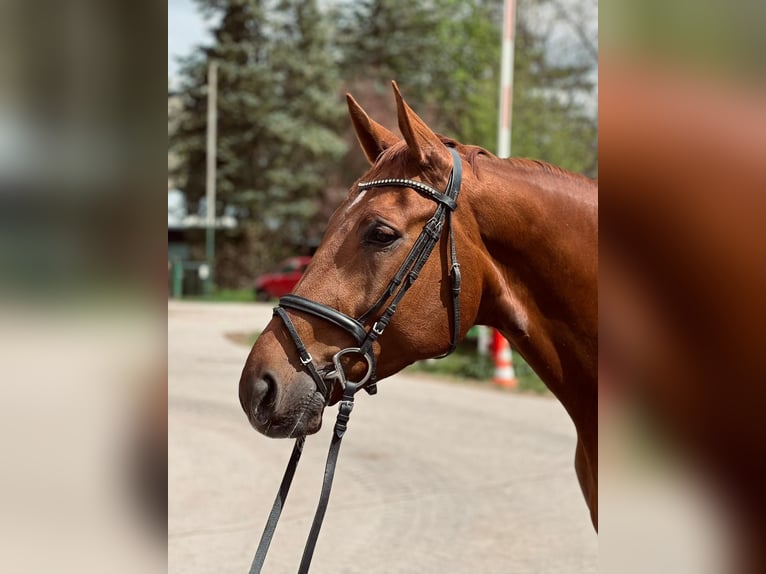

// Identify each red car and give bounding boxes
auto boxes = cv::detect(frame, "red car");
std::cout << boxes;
[254,256,311,301]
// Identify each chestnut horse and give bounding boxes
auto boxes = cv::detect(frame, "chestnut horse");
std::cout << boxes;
[239,83,598,528]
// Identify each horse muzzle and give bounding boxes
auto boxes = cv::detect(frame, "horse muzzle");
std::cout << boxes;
[239,368,325,438]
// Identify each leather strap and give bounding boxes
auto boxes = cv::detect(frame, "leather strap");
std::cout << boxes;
[248,437,305,574]
[359,147,463,356]
[273,307,330,399]
[280,294,368,345]
[444,148,463,354]
[358,178,458,211]
[297,382,356,572]
[248,385,358,574]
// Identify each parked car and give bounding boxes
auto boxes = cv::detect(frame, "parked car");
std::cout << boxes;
[254,256,311,301]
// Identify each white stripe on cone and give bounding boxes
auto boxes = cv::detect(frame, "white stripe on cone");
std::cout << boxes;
[493,330,518,388]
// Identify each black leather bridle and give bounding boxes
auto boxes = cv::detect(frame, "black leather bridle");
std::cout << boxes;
[248,146,463,573]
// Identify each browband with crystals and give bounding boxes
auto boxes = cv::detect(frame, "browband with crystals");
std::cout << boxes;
[358,178,458,211]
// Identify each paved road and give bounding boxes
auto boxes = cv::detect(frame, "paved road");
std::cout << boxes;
[169,301,597,574]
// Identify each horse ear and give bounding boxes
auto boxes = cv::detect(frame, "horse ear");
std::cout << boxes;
[346,93,400,165]
[392,81,446,166]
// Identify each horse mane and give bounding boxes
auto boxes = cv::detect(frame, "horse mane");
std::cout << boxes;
[438,135,593,185]
[503,157,589,180]
[371,134,593,184]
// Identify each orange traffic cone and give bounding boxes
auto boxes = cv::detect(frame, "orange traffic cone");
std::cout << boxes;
[492,330,518,388]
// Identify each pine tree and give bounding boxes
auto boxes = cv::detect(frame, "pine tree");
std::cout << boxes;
[334,0,443,107]
[261,0,347,236]
[330,0,502,178]
[170,0,346,285]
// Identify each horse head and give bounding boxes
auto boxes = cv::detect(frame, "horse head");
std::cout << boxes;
[238,83,483,438]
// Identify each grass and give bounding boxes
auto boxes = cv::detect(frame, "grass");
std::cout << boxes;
[407,339,549,395]
[185,288,257,302]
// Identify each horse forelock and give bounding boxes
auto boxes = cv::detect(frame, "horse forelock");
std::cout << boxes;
[365,135,488,182]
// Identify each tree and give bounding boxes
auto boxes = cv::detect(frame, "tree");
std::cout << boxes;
[431,0,599,175]
[510,0,598,176]
[333,0,596,176]
[170,0,346,285]
[170,0,597,287]
[334,0,444,108]
[430,0,504,150]
[329,0,503,190]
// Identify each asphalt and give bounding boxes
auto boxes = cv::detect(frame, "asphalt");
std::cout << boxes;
[169,301,597,573]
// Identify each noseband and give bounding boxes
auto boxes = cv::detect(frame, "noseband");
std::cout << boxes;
[248,147,463,573]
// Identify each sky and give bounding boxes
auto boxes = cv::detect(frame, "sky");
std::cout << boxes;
[168,0,212,85]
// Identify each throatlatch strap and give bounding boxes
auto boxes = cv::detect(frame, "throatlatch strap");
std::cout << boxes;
[448,221,462,354]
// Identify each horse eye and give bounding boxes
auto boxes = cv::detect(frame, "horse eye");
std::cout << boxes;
[365,224,400,247]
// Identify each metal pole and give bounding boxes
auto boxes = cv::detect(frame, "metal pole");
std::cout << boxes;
[497,0,517,159]
[205,60,218,295]
[487,0,518,369]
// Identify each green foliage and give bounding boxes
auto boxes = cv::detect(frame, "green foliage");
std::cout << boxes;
[186,288,256,302]
[170,0,597,286]
[511,0,598,176]
[332,0,596,175]
[333,0,444,105]
[170,0,347,280]
[431,0,504,150]
[332,0,502,150]
[409,339,549,395]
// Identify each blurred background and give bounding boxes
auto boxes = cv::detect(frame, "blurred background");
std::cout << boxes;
[0,0,762,571]
[167,1,599,573]
[0,0,165,573]
[600,1,766,573]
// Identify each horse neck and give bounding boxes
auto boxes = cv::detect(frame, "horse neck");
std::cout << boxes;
[465,159,598,423]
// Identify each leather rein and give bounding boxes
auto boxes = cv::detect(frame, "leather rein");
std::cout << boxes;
[248,147,463,573]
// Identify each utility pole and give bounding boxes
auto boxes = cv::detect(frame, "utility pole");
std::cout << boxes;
[497,0,517,159]
[204,60,218,295]
[486,0,519,388]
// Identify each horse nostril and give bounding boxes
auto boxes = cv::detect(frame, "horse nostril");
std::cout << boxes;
[252,371,277,412]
